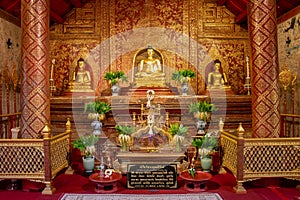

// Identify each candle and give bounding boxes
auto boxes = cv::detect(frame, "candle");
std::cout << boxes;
[246,56,250,78]
[50,59,55,80]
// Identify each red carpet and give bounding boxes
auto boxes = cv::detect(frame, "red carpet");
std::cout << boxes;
[0,170,299,200]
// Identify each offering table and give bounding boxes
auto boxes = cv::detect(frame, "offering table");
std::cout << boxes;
[89,172,122,193]
[116,152,185,174]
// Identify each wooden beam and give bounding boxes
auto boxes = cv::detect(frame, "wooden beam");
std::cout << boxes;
[236,9,248,23]
[50,10,64,24]
[217,0,228,6]
[229,0,244,12]
[70,0,82,8]
[278,5,300,24]
[277,0,294,10]
[6,0,19,12]
[0,8,20,27]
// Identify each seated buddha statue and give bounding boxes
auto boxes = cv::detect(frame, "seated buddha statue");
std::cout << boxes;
[68,58,93,92]
[134,46,166,87]
[207,59,230,89]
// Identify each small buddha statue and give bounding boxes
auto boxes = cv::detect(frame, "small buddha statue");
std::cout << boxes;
[207,59,229,89]
[72,58,91,84]
[69,58,93,92]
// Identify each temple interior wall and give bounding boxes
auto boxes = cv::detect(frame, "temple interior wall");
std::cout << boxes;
[49,0,250,96]
[0,0,299,133]
[277,12,300,115]
[0,11,21,116]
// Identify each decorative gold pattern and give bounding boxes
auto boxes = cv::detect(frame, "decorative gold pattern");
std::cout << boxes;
[50,134,70,176]
[244,144,300,176]
[0,143,44,177]
[248,0,280,138]
[220,132,238,177]
[279,65,297,91]
[21,0,50,138]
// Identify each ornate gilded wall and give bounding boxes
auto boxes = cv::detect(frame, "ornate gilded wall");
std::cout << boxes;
[49,0,249,96]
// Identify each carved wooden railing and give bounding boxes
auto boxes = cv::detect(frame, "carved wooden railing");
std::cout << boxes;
[220,129,300,193]
[0,112,21,138]
[0,118,72,195]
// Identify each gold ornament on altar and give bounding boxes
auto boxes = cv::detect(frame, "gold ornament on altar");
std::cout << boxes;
[127,90,173,152]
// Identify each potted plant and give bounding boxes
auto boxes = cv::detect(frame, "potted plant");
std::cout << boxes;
[189,101,216,122]
[189,101,216,135]
[171,69,196,95]
[84,100,111,135]
[169,123,189,152]
[104,71,128,96]
[72,133,99,173]
[84,100,111,118]
[192,134,219,172]
[115,124,135,152]
[171,69,196,83]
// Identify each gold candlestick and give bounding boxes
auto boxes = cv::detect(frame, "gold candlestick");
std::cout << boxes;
[244,56,251,95]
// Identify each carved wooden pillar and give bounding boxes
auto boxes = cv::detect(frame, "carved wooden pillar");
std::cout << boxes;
[248,0,280,138]
[20,0,50,138]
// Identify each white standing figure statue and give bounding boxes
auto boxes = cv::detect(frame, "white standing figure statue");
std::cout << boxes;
[146,90,155,135]
[146,90,155,108]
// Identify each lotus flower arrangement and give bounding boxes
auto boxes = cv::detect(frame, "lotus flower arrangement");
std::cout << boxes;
[115,124,135,152]
[169,123,189,152]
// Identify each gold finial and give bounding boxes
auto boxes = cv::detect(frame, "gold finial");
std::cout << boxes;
[236,122,245,132]
[236,122,245,138]
[42,123,51,139]
[66,118,71,131]
[219,118,224,132]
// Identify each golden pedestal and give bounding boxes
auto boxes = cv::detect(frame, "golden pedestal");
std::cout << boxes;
[134,76,166,87]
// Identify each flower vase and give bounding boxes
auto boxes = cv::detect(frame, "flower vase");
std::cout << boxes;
[200,156,212,172]
[181,81,189,96]
[91,119,102,135]
[111,83,120,96]
[196,119,206,135]
[176,139,182,152]
[82,156,95,173]
[121,141,127,152]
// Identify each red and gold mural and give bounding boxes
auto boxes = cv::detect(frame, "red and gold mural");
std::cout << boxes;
[49,0,249,96]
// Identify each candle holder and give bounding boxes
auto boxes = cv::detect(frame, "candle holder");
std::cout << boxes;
[244,56,251,95]
[50,78,56,96]
[50,59,56,96]
[244,77,251,95]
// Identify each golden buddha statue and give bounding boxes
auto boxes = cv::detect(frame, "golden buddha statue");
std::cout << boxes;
[136,46,164,77]
[134,46,166,87]
[68,58,93,92]
[207,59,229,89]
